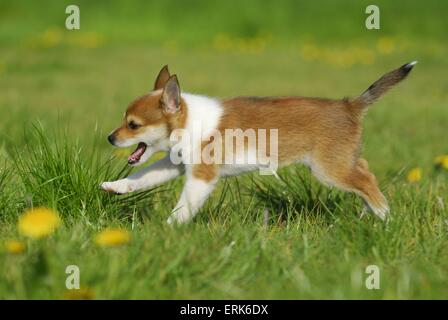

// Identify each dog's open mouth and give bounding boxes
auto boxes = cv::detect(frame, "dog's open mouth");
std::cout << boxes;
[128,142,147,165]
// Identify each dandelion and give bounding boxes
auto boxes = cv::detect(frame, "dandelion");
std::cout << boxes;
[68,32,105,49]
[324,49,356,68]
[407,167,422,183]
[41,27,63,48]
[95,228,130,247]
[434,155,448,170]
[357,48,375,65]
[63,287,95,300]
[4,240,26,254]
[300,43,321,61]
[352,47,375,65]
[377,37,396,55]
[250,36,268,54]
[213,33,233,51]
[18,207,61,239]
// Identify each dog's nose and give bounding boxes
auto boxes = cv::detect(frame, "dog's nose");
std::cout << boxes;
[107,134,116,145]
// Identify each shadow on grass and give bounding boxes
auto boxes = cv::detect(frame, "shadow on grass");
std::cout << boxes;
[246,166,355,225]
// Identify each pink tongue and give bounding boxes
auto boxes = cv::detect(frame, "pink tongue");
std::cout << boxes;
[128,142,147,164]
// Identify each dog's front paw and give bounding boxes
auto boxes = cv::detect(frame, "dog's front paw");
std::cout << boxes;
[167,210,192,225]
[100,180,133,195]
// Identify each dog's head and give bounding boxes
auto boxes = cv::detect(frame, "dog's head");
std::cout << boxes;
[107,65,186,166]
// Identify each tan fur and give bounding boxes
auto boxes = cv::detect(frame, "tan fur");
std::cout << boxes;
[192,163,218,182]
[215,96,387,213]
[111,88,188,143]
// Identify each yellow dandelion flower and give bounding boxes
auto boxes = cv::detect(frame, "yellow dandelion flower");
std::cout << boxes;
[95,228,130,247]
[300,43,321,61]
[249,36,268,54]
[407,167,422,183]
[41,27,63,48]
[4,240,26,254]
[324,49,356,68]
[68,32,105,49]
[213,33,233,51]
[434,155,448,170]
[18,207,61,239]
[377,37,396,55]
[63,288,95,300]
[356,48,375,65]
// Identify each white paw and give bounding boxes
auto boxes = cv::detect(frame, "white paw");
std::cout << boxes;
[100,180,133,195]
[167,210,192,225]
[371,205,390,221]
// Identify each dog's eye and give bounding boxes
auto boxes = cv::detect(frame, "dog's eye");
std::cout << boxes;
[128,121,140,130]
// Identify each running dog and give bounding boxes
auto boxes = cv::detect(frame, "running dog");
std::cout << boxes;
[101,62,416,224]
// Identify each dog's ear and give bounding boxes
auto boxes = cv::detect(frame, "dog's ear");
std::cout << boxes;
[161,75,181,114]
[154,65,170,90]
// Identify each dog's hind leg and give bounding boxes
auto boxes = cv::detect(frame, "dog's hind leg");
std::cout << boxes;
[346,163,389,220]
[311,157,389,220]
[339,159,389,220]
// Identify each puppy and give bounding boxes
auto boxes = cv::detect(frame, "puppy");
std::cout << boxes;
[101,62,416,224]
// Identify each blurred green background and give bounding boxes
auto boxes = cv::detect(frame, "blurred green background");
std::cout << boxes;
[1,0,447,45]
[1,0,447,172]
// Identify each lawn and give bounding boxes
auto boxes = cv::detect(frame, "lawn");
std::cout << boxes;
[0,0,447,299]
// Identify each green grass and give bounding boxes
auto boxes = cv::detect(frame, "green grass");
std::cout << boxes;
[0,0,448,299]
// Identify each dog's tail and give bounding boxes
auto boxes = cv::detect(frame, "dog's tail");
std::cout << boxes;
[350,61,417,109]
